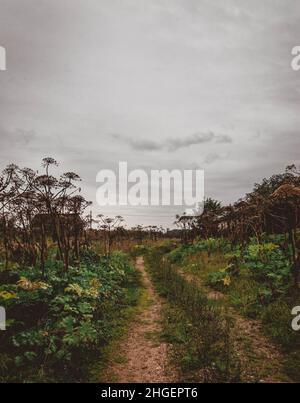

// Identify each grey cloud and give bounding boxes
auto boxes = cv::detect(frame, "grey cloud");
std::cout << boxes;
[129,139,161,151]
[112,131,231,152]
[111,133,160,151]
[15,129,36,145]
[205,153,221,164]
[166,132,214,151]
[0,0,299,228]
[0,126,36,147]
[215,134,233,144]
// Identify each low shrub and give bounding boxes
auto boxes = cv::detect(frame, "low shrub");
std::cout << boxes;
[0,252,139,382]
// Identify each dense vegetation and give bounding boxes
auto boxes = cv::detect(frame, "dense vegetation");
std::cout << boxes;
[1,159,300,383]
[148,236,300,381]
[0,158,141,382]
[142,242,240,382]
[0,251,140,382]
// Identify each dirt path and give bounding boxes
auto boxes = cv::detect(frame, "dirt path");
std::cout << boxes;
[179,269,290,383]
[103,257,177,383]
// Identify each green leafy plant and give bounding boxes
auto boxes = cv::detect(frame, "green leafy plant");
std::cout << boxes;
[0,251,139,382]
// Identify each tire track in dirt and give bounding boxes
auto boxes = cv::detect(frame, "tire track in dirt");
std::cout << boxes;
[103,257,177,383]
[178,269,291,383]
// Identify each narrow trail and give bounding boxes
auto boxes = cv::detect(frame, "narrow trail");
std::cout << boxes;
[179,269,290,383]
[103,257,177,383]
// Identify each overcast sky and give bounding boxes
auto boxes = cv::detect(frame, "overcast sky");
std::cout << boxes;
[0,0,299,228]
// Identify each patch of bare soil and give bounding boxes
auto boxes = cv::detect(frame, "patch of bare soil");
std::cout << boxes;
[180,270,225,301]
[102,257,177,383]
[179,269,290,383]
[230,311,289,383]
